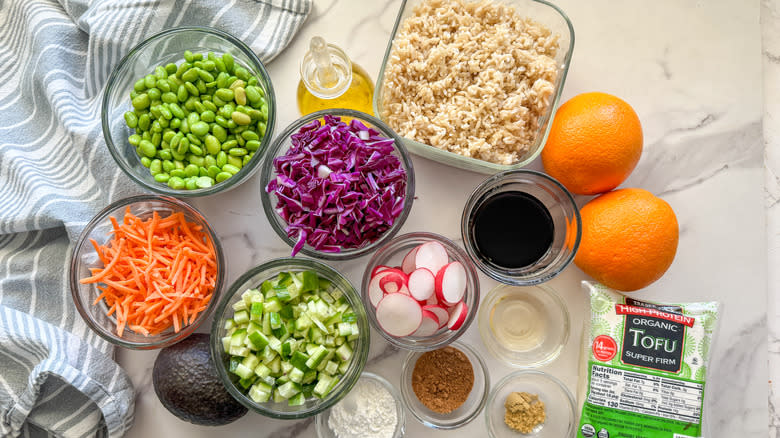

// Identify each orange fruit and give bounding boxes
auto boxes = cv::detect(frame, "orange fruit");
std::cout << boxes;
[575,188,678,292]
[541,92,643,195]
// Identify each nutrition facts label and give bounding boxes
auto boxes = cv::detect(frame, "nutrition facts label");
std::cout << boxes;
[587,364,703,424]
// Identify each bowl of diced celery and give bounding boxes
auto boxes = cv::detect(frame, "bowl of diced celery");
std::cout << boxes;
[210,258,370,419]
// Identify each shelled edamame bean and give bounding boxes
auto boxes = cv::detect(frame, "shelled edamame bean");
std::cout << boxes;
[125,51,270,190]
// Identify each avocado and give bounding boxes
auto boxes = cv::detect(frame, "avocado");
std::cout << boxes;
[153,333,247,426]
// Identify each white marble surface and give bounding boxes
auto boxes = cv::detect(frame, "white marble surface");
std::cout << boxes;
[117,0,769,436]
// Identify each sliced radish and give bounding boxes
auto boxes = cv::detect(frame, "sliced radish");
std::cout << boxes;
[411,310,440,337]
[415,241,449,274]
[426,295,439,306]
[407,268,435,301]
[422,304,450,329]
[371,265,392,277]
[378,269,408,294]
[375,293,423,337]
[435,261,467,305]
[447,301,468,331]
[401,245,420,274]
[368,270,394,307]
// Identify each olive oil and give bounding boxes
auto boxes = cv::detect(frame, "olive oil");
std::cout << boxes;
[489,294,546,351]
[296,37,375,116]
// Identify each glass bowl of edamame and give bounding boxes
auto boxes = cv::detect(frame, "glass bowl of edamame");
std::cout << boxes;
[102,26,276,197]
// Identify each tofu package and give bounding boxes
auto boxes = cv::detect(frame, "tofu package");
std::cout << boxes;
[577,282,720,438]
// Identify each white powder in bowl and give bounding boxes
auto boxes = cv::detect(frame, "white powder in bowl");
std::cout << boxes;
[327,378,398,438]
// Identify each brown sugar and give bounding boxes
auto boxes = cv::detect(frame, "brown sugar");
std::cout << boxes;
[411,346,474,414]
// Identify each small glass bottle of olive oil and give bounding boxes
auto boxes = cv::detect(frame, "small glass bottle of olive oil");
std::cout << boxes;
[296,36,375,116]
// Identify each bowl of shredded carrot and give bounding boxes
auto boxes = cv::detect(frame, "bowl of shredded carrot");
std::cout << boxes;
[69,195,225,349]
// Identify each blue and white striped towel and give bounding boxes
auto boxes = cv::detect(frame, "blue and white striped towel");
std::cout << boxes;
[0,0,312,436]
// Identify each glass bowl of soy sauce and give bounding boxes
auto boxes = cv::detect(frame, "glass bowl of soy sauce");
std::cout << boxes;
[461,170,581,286]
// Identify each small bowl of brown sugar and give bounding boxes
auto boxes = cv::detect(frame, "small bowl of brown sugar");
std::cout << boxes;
[399,341,490,429]
[485,370,576,437]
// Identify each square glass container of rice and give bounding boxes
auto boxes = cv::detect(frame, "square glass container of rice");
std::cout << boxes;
[374,0,575,174]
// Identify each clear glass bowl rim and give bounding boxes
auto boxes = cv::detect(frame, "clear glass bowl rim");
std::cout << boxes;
[460,169,582,285]
[477,283,571,368]
[361,231,480,351]
[372,0,576,173]
[209,257,371,419]
[399,340,491,430]
[314,371,406,438]
[259,108,416,260]
[101,25,277,197]
[485,369,577,438]
[68,194,225,349]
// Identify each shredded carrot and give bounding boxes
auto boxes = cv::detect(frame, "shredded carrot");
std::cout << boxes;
[80,208,217,337]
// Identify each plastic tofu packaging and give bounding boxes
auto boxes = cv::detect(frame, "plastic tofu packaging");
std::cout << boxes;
[577,282,720,438]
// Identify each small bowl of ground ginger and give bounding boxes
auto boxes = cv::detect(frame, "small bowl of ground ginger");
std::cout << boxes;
[399,341,490,429]
[486,370,575,437]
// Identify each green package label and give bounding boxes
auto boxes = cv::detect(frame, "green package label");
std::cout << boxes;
[578,282,720,438]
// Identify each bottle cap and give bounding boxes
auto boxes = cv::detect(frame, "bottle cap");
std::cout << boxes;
[300,36,352,99]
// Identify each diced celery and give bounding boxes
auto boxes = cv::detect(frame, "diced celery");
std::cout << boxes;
[338,360,349,374]
[262,311,271,334]
[310,274,327,292]
[249,382,272,403]
[349,323,359,336]
[324,360,338,375]
[261,346,277,364]
[334,336,345,346]
[254,363,271,378]
[336,344,353,362]
[268,356,281,375]
[247,321,262,334]
[324,312,342,327]
[290,351,310,371]
[230,328,247,346]
[295,313,312,331]
[305,345,328,369]
[247,331,269,351]
[276,375,290,386]
[280,305,295,320]
[221,336,231,352]
[324,336,335,347]
[302,369,317,384]
[273,388,286,403]
[277,381,301,399]
[289,367,304,383]
[232,300,247,312]
[319,290,335,304]
[224,318,236,330]
[310,314,328,334]
[264,297,282,313]
[329,287,343,301]
[316,358,329,372]
[260,280,274,296]
[238,376,256,389]
[229,346,250,357]
[288,392,306,406]
[269,312,282,330]
[234,363,254,380]
[337,323,352,337]
[242,354,260,371]
[268,336,282,354]
[281,339,295,357]
[250,302,264,320]
[275,288,291,302]
[234,310,249,325]
[281,360,293,375]
[229,357,240,373]
[347,333,359,342]
[313,373,333,398]
[341,312,357,323]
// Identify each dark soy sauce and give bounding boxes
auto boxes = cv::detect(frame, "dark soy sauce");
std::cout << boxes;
[471,191,554,268]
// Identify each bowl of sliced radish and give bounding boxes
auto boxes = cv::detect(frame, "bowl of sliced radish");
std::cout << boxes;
[361,232,480,351]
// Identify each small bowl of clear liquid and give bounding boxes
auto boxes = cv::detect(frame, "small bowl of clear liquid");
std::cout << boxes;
[477,284,570,368]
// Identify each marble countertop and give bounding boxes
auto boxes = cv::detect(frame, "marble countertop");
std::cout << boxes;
[118,0,770,436]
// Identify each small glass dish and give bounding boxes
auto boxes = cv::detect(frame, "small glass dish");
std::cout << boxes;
[102,26,276,197]
[400,341,490,429]
[362,232,479,351]
[461,169,581,285]
[259,109,415,260]
[315,371,405,438]
[374,0,574,174]
[485,370,576,437]
[210,258,370,419]
[478,284,570,368]
[69,195,225,349]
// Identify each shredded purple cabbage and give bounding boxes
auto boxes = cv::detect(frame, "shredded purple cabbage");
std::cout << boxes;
[266,115,408,256]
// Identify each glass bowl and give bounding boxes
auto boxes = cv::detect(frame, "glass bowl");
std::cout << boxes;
[374,0,575,174]
[69,195,225,349]
[210,258,370,419]
[478,284,570,368]
[315,371,405,438]
[461,169,581,285]
[362,232,479,351]
[485,370,576,437]
[259,109,415,260]
[102,26,276,197]
[400,341,490,429]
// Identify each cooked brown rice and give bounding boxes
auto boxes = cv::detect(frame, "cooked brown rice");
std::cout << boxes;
[380,0,559,165]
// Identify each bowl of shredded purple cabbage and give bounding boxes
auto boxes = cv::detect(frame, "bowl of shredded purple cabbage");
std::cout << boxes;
[261,109,415,260]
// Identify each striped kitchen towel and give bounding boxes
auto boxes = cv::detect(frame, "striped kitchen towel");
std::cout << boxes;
[0,0,312,437]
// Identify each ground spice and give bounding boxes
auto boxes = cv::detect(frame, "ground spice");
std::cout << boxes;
[411,346,474,414]
[504,392,545,433]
